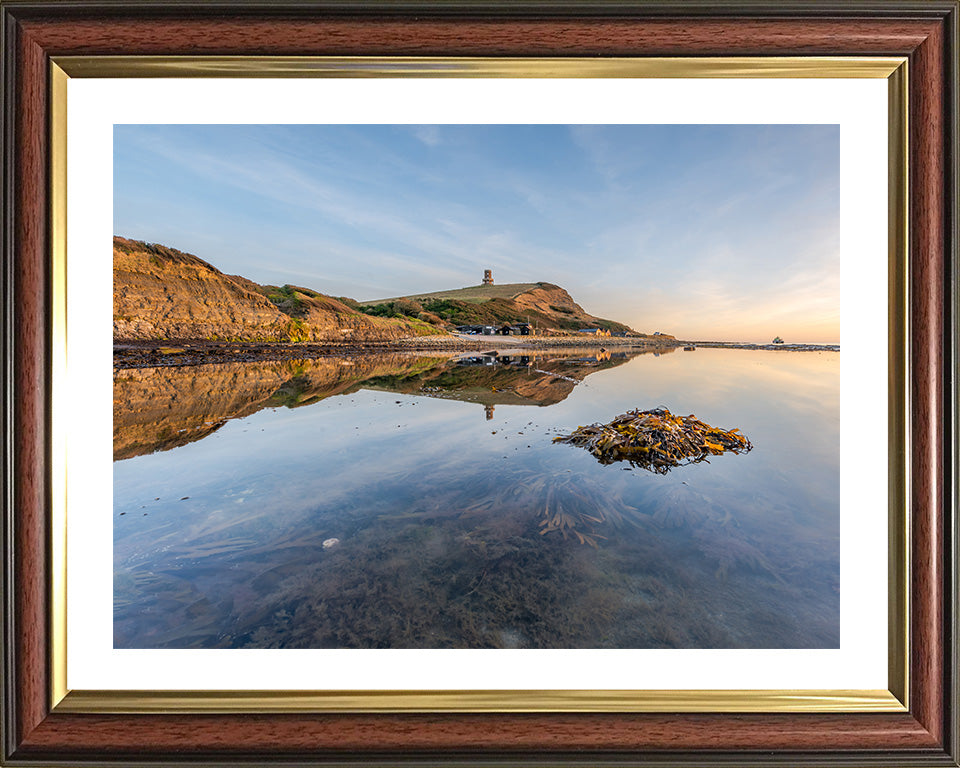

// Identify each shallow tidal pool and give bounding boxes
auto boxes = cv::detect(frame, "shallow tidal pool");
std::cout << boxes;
[113,346,839,649]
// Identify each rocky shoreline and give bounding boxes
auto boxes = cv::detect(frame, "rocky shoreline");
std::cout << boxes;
[113,336,838,369]
[113,336,678,369]
[677,341,840,352]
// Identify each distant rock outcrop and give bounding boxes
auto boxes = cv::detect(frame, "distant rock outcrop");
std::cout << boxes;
[113,237,437,343]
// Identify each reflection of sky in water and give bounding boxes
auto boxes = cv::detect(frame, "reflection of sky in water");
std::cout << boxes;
[114,349,839,650]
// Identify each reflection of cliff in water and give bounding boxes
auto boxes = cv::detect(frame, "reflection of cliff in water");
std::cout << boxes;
[113,348,662,460]
[362,349,641,407]
[113,354,443,460]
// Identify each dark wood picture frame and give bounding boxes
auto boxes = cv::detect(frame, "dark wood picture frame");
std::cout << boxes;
[2,1,957,765]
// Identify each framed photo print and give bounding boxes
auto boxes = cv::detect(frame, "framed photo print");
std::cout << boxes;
[2,2,956,766]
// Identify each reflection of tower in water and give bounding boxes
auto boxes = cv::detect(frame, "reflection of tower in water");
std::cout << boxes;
[485,404,495,420]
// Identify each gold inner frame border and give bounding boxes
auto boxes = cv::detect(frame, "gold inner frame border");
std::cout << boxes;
[49,55,909,714]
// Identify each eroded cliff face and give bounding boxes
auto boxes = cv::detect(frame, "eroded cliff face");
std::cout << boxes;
[114,238,293,342]
[511,283,603,326]
[113,238,434,343]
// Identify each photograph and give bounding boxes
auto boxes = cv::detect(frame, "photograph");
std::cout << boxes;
[3,1,956,763]
[112,123,841,651]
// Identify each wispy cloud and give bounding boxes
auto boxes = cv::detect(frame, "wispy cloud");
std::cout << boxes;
[411,125,441,147]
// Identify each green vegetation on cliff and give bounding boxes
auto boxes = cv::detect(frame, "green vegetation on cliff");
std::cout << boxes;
[418,297,631,334]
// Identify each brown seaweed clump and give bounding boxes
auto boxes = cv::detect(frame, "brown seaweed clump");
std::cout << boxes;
[553,407,752,473]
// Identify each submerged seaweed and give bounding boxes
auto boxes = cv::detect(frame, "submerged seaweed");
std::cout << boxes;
[458,469,636,547]
[553,407,752,473]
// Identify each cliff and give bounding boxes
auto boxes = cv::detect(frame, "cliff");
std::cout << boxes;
[113,237,440,343]
[114,236,649,342]
[511,283,631,333]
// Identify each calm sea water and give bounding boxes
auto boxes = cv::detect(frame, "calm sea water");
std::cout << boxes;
[113,347,839,649]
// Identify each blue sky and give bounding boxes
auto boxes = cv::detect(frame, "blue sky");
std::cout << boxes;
[114,124,839,342]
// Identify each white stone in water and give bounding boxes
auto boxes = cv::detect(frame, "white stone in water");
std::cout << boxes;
[322,538,341,549]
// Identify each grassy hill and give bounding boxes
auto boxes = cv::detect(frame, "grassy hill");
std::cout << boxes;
[358,281,637,335]
[358,282,544,306]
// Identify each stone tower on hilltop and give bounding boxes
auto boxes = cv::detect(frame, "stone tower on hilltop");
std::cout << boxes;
[482,269,494,285]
